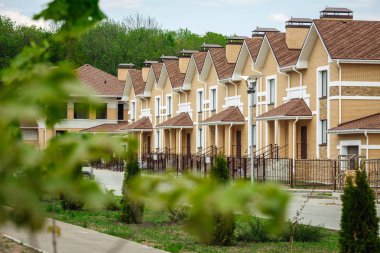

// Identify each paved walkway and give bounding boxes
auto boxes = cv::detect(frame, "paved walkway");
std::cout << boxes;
[1,219,167,253]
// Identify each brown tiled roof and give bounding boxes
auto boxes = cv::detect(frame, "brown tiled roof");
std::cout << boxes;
[257,99,312,119]
[20,119,38,128]
[152,63,163,82]
[156,113,193,128]
[329,113,380,132]
[76,64,124,97]
[163,59,185,88]
[128,69,145,95]
[314,19,380,61]
[193,52,207,73]
[81,121,129,133]
[121,117,153,131]
[209,48,236,80]
[201,107,245,124]
[245,37,263,62]
[266,32,301,68]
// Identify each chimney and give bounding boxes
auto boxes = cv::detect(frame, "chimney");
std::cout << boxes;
[142,60,158,82]
[226,36,245,64]
[320,7,353,20]
[252,27,280,38]
[178,50,197,73]
[199,43,223,52]
[285,18,312,49]
[159,55,179,62]
[117,63,135,81]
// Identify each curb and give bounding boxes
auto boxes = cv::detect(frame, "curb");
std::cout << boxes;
[1,233,48,253]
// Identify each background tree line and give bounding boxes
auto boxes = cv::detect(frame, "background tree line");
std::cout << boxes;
[0,13,227,75]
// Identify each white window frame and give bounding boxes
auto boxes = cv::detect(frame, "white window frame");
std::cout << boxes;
[155,130,160,149]
[130,101,136,121]
[319,70,328,98]
[166,94,173,116]
[197,89,204,113]
[155,96,161,116]
[266,76,276,105]
[197,127,203,149]
[320,120,327,145]
[209,87,217,111]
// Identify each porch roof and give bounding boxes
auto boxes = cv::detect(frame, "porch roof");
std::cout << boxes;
[328,113,380,134]
[81,121,129,133]
[257,98,312,121]
[201,106,245,125]
[121,117,153,132]
[155,113,193,129]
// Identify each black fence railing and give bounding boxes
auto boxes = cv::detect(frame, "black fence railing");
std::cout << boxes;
[93,153,380,192]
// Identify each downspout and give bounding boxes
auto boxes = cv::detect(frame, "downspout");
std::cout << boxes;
[228,123,233,156]
[337,60,342,125]
[292,117,299,172]
[251,65,263,149]
[156,85,164,148]
[199,78,208,151]
[139,131,143,159]
[293,67,303,99]
[278,69,290,90]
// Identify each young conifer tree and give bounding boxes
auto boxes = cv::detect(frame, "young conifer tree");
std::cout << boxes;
[339,170,380,253]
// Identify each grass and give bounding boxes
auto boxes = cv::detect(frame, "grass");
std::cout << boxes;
[0,235,38,253]
[44,201,340,253]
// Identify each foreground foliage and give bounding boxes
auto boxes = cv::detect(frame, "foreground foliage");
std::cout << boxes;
[0,0,123,231]
[339,170,380,253]
[46,202,340,253]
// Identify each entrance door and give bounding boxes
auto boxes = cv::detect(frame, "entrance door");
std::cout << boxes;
[186,133,191,155]
[347,146,359,169]
[301,126,307,159]
[236,130,242,158]
[147,135,151,154]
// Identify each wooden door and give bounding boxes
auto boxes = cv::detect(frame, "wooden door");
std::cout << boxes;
[186,133,191,155]
[236,130,242,158]
[147,135,151,154]
[301,126,307,159]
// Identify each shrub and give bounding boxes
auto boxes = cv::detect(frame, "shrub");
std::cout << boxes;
[60,194,84,211]
[168,206,189,223]
[237,217,325,243]
[104,189,119,211]
[208,154,235,246]
[120,139,144,224]
[339,170,380,253]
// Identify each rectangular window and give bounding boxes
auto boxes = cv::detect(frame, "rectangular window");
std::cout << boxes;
[252,125,256,146]
[155,130,160,149]
[321,120,327,145]
[268,79,275,104]
[96,103,107,119]
[166,95,172,116]
[320,70,328,98]
[118,103,124,120]
[130,101,136,120]
[210,88,216,111]
[74,103,89,119]
[197,90,203,113]
[155,97,160,116]
[198,128,203,148]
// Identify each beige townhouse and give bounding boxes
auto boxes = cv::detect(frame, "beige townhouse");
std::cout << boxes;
[33,64,128,148]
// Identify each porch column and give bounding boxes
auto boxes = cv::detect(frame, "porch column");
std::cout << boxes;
[274,120,279,145]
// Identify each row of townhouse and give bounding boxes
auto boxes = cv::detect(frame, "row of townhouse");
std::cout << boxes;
[22,7,380,161]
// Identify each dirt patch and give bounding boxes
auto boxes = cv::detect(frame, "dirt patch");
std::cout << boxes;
[0,235,38,253]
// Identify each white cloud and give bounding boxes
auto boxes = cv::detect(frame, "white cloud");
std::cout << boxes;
[0,3,48,28]
[268,13,290,23]
[100,0,143,10]
[339,0,375,8]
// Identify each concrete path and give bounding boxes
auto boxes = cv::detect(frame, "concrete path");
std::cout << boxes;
[0,219,167,253]
[94,169,124,195]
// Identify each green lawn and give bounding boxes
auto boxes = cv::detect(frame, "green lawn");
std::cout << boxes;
[45,202,339,253]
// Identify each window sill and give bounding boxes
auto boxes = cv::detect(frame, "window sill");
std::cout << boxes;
[319,144,327,147]
[319,96,327,99]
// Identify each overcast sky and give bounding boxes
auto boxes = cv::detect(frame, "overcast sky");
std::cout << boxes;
[1,0,380,36]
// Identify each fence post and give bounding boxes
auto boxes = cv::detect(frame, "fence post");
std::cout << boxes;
[290,159,294,188]
[263,157,266,182]
[333,160,337,191]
